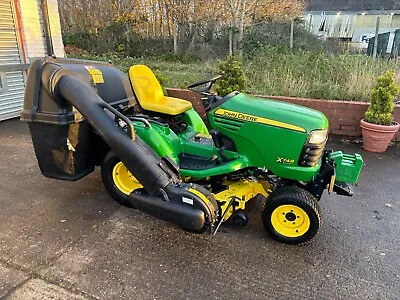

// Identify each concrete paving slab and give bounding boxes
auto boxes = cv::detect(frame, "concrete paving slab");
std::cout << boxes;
[0,120,120,270]
[0,263,28,298]
[7,278,91,300]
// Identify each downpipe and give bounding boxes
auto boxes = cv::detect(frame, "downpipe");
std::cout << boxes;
[129,189,206,231]
[129,183,219,232]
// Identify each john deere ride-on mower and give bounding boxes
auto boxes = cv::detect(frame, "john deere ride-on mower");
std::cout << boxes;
[21,57,363,244]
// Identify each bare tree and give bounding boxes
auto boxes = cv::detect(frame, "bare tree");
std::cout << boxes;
[58,0,304,55]
[224,0,304,55]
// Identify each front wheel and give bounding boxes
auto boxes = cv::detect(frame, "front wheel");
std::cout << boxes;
[101,151,143,208]
[262,186,321,244]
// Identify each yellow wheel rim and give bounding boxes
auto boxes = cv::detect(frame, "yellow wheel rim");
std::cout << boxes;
[271,205,310,238]
[112,162,143,195]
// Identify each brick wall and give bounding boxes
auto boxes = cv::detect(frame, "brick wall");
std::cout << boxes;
[19,0,64,60]
[261,95,400,141]
[166,88,400,141]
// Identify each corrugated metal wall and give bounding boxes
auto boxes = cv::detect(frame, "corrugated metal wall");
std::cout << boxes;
[303,12,400,50]
[0,0,25,121]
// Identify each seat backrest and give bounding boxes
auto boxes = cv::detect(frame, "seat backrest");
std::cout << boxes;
[129,65,164,107]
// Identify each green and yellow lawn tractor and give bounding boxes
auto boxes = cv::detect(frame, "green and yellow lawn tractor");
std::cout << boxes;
[21,57,363,244]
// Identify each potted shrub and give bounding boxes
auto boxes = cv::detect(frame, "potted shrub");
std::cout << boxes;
[360,71,400,152]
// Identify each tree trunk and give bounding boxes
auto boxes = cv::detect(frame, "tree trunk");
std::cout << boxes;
[152,4,156,37]
[164,0,173,37]
[126,23,130,57]
[189,0,195,34]
[158,0,164,37]
[187,26,198,53]
[290,19,294,50]
[237,0,247,56]
[173,22,178,53]
[231,14,238,55]
[229,29,233,55]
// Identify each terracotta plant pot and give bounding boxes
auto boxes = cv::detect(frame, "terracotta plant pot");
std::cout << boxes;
[360,119,400,152]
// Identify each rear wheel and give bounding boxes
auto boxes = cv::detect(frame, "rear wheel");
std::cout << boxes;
[262,186,321,244]
[101,152,142,207]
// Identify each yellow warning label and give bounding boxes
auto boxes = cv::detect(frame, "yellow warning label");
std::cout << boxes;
[84,66,104,84]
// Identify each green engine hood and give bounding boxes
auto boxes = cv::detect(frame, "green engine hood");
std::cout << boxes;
[216,93,329,133]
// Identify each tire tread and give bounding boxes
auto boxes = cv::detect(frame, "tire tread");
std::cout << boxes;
[262,185,321,244]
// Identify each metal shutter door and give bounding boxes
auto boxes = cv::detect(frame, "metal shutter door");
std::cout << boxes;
[0,0,25,121]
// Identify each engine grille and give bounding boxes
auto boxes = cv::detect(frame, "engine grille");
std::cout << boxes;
[298,139,327,167]
[214,116,244,132]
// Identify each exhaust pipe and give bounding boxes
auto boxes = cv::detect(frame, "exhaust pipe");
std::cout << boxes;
[130,189,206,231]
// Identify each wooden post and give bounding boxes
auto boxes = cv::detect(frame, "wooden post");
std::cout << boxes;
[373,17,380,59]
[290,19,294,50]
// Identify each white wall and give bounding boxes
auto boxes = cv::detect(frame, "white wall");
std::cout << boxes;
[18,0,64,61]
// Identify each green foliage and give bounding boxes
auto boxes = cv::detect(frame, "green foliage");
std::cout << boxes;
[365,71,400,125]
[65,21,342,61]
[215,56,245,96]
[64,30,175,57]
[67,52,217,88]
[68,49,400,102]
[155,52,200,64]
[64,32,94,51]
[245,48,400,101]
[244,21,343,56]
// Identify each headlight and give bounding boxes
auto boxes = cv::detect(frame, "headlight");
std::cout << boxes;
[308,129,328,145]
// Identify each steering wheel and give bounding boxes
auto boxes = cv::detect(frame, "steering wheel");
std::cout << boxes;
[187,75,222,95]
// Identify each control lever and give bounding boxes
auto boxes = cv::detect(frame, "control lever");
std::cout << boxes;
[210,129,222,148]
[201,96,211,112]
[210,129,228,162]
[218,146,228,162]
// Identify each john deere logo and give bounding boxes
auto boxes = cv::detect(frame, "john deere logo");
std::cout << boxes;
[214,109,306,133]
[219,110,258,122]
